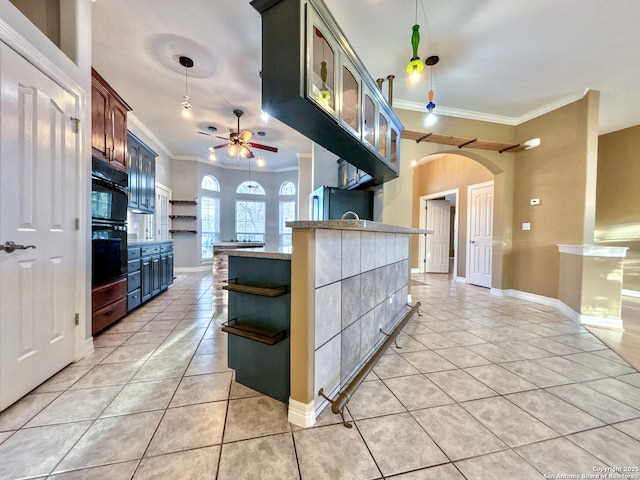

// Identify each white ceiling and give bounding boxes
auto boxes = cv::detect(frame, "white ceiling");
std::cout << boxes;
[91,0,640,171]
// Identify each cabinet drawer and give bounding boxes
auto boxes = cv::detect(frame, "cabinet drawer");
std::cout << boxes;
[128,247,141,260]
[128,258,141,273]
[128,270,141,292]
[160,243,173,253]
[128,288,141,311]
[92,297,127,335]
[141,245,160,257]
[92,277,127,312]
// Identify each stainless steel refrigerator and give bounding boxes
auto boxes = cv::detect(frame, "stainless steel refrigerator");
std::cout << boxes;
[310,186,373,221]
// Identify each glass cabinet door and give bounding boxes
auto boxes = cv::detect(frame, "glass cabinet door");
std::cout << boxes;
[390,126,399,167]
[310,25,335,113]
[378,112,388,158]
[341,63,359,135]
[363,92,375,148]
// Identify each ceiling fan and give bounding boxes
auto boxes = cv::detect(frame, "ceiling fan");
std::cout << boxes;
[199,109,278,159]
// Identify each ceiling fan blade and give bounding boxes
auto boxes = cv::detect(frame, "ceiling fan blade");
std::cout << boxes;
[215,135,231,141]
[197,131,211,136]
[247,142,278,153]
[238,129,253,143]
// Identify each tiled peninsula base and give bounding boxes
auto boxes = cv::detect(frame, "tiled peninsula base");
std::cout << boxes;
[287,220,429,427]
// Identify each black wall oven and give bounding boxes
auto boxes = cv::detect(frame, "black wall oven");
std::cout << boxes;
[91,158,128,287]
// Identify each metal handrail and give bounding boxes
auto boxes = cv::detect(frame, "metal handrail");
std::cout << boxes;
[319,301,422,427]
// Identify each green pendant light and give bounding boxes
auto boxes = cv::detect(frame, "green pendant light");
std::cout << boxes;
[406,0,424,84]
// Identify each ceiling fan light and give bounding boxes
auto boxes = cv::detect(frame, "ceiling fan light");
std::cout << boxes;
[227,144,237,156]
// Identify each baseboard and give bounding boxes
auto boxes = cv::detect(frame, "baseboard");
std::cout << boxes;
[77,337,94,362]
[410,268,420,274]
[491,288,623,329]
[288,397,316,428]
[174,266,211,273]
[622,289,640,298]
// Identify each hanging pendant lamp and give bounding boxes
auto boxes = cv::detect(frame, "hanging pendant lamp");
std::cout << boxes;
[406,0,424,84]
[179,56,194,118]
[425,55,438,125]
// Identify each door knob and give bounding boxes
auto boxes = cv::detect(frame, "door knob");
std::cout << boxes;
[0,241,37,253]
[470,240,476,244]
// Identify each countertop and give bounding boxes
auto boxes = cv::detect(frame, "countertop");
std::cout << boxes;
[221,247,292,260]
[128,239,173,246]
[213,242,265,248]
[286,220,432,235]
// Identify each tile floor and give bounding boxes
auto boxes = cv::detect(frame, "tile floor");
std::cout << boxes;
[0,271,640,479]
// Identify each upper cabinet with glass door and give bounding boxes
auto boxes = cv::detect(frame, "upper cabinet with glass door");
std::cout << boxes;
[252,0,403,185]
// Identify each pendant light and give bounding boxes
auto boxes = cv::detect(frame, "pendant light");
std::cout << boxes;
[179,56,194,118]
[406,0,424,84]
[205,126,217,161]
[425,55,439,126]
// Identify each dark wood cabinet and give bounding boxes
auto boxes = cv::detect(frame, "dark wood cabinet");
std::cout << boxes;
[91,68,131,171]
[127,132,157,213]
[92,276,128,335]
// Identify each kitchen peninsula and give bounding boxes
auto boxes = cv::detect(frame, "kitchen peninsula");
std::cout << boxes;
[222,220,430,428]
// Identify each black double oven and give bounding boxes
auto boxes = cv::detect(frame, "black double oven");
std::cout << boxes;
[91,158,128,287]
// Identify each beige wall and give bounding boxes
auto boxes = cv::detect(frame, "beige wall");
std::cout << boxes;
[596,125,640,292]
[510,92,599,298]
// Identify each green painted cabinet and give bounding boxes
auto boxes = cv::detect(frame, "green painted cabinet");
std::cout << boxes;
[127,132,157,214]
[128,241,173,311]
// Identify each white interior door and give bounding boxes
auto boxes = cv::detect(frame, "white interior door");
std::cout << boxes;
[425,200,451,273]
[0,44,78,410]
[468,182,494,288]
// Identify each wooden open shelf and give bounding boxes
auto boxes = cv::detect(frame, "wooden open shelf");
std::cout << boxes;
[169,215,197,219]
[169,229,197,234]
[223,280,287,297]
[222,318,286,345]
[169,199,198,205]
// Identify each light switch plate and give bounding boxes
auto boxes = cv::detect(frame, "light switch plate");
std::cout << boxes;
[522,222,531,231]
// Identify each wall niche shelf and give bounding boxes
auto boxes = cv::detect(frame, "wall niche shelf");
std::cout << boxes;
[169,199,198,235]
[222,318,286,345]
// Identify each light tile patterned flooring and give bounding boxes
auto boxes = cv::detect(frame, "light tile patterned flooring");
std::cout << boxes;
[0,271,639,479]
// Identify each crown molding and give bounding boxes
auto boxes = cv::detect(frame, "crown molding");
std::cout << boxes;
[393,90,589,127]
[127,113,173,158]
[171,155,298,173]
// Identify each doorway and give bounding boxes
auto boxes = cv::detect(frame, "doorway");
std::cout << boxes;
[0,43,82,410]
[419,190,458,277]
[467,181,494,288]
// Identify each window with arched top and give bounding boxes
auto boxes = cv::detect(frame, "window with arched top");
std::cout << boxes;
[236,181,265,195]
[201,175,220,192]
[279,181,296,196]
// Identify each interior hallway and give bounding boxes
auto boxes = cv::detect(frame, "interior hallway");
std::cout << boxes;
[0,270,639,479]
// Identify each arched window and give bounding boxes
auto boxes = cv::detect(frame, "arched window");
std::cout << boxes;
[279,181,296,196]
[236,181,265,195]
[201,175,220,191]
[278,181,296,246]
[200,175,220,259]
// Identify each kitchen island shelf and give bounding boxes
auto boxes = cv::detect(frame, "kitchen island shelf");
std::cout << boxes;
[223,280,288,297]
[222,318,286,345]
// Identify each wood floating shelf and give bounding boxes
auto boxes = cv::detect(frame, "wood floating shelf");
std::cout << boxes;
[169,215,197,219]
[169,199,198,205]
[401,130,528,153]
[169,229,197,234]
[222,318,286,345]
[222,281,288,297]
